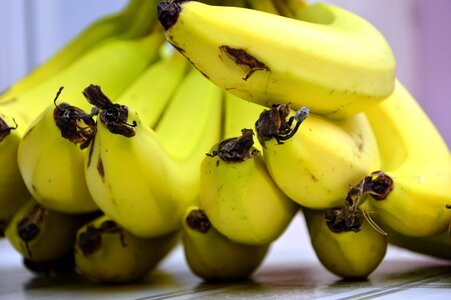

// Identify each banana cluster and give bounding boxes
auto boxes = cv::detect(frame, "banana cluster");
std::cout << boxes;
[1,0,450,285]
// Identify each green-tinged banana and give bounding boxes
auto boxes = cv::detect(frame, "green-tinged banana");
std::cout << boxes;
[223,92,265,151]
[303,207,387,279]
[255,104,380,209]
[117,49,188,128]
[17,90,98,214]
[277,0,309,17]
[246,0,279,14]
[382,221,451,261]
[84,69,222,238]
[75,215,178,283]
[0,115,30,235]
[0,0,155,104]
[157,1,395,118]
[5,199,97,262]
[182,206,269,282]
[363,80,451,236]
[200,126,298,245]
[0,28,164,137]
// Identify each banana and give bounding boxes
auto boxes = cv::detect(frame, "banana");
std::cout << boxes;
[5,199,96,262]
[255,104,380,209]
[0,28,164,137]
[182,206,269,282]
[117,50,188,128]
[0,115,30,234]
[382,221,451,261]
[363,80,451,236]
[17,90,99,214]
[200,98,298,245]
[74,215,179,283]
[84,68,222,238]
[0,0,156,103]
[303,206,387,279]
[246,0,279,15]
[157,1,396,118]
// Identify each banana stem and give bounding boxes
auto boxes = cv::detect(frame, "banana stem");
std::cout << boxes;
[255,104,309,146]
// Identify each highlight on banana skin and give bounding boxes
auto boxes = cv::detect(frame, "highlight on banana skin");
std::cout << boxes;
[0,0,450,286]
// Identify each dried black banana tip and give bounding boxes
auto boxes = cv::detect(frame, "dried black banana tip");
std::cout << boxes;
[157,0,184,30]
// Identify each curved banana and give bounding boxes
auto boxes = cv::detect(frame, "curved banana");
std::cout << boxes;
[182,206,269,282]
[382,222,451,261]
[157,1,395,118]
[5,199,95,262]
[117,50,188,128]
[17,93,99,214]
[0,0,157,104]
[364,80,451,236]
[0,28,164,137]
[303,207,387,279]
[0,115,30,234]
[200,98,298,245]
[255,104,380,209]
[84,68,222,238]
[75,215,179,283]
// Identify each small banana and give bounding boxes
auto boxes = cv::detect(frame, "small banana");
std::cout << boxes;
[0,115,30,234]
[17,90,99,214]
[117,50,188,128]
[182,206,269,282]
[201,95,298,245]
[255,104,380,210]
[84,68,222,238]
[5,199,96,262]
[303,206,387,279]
[157,1,395,118]
[75,215,179,283]
[364,80,451,236]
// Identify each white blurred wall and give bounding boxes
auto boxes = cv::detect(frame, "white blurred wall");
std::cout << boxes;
[0,0,450,147]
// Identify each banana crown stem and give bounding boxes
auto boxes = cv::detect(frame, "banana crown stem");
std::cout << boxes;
[206,128,259,162]
[0,116,18,141]
[53,86,98,149]
[325,171,394,233]
[82,84,137,137]
[255,104,309,147]
[77,219,125,256]
[186,209,211,233]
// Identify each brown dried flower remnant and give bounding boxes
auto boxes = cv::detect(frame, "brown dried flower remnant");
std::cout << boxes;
[77,219,125,256]
[186,209,211,233]
[207,128,260,162]
[255,104,309,147]
[82,84,136,137]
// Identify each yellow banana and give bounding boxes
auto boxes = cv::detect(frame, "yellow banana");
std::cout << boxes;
[0,0,156,103]
[117,50,188,128]
[75,215,179,283]
[84,68,222,238]
[157,1,395,118]
[255,104,380,209]
[246,0,279,15]
[182,206,269,282]
[0,115,30,234]
[364,80,451,236]
[17,93,99,214]
[200,98,298,245]
[5,199,96,262]
[303,206,387,279]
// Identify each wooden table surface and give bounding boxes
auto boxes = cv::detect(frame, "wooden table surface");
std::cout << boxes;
[1,215,450,300]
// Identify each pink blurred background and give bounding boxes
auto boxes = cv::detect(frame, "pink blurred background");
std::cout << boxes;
[0,0,450,148]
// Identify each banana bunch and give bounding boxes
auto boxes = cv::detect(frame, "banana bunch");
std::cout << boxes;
[1,0,451,285]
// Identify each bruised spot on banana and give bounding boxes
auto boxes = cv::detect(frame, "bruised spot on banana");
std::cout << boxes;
[218,46,270,81]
